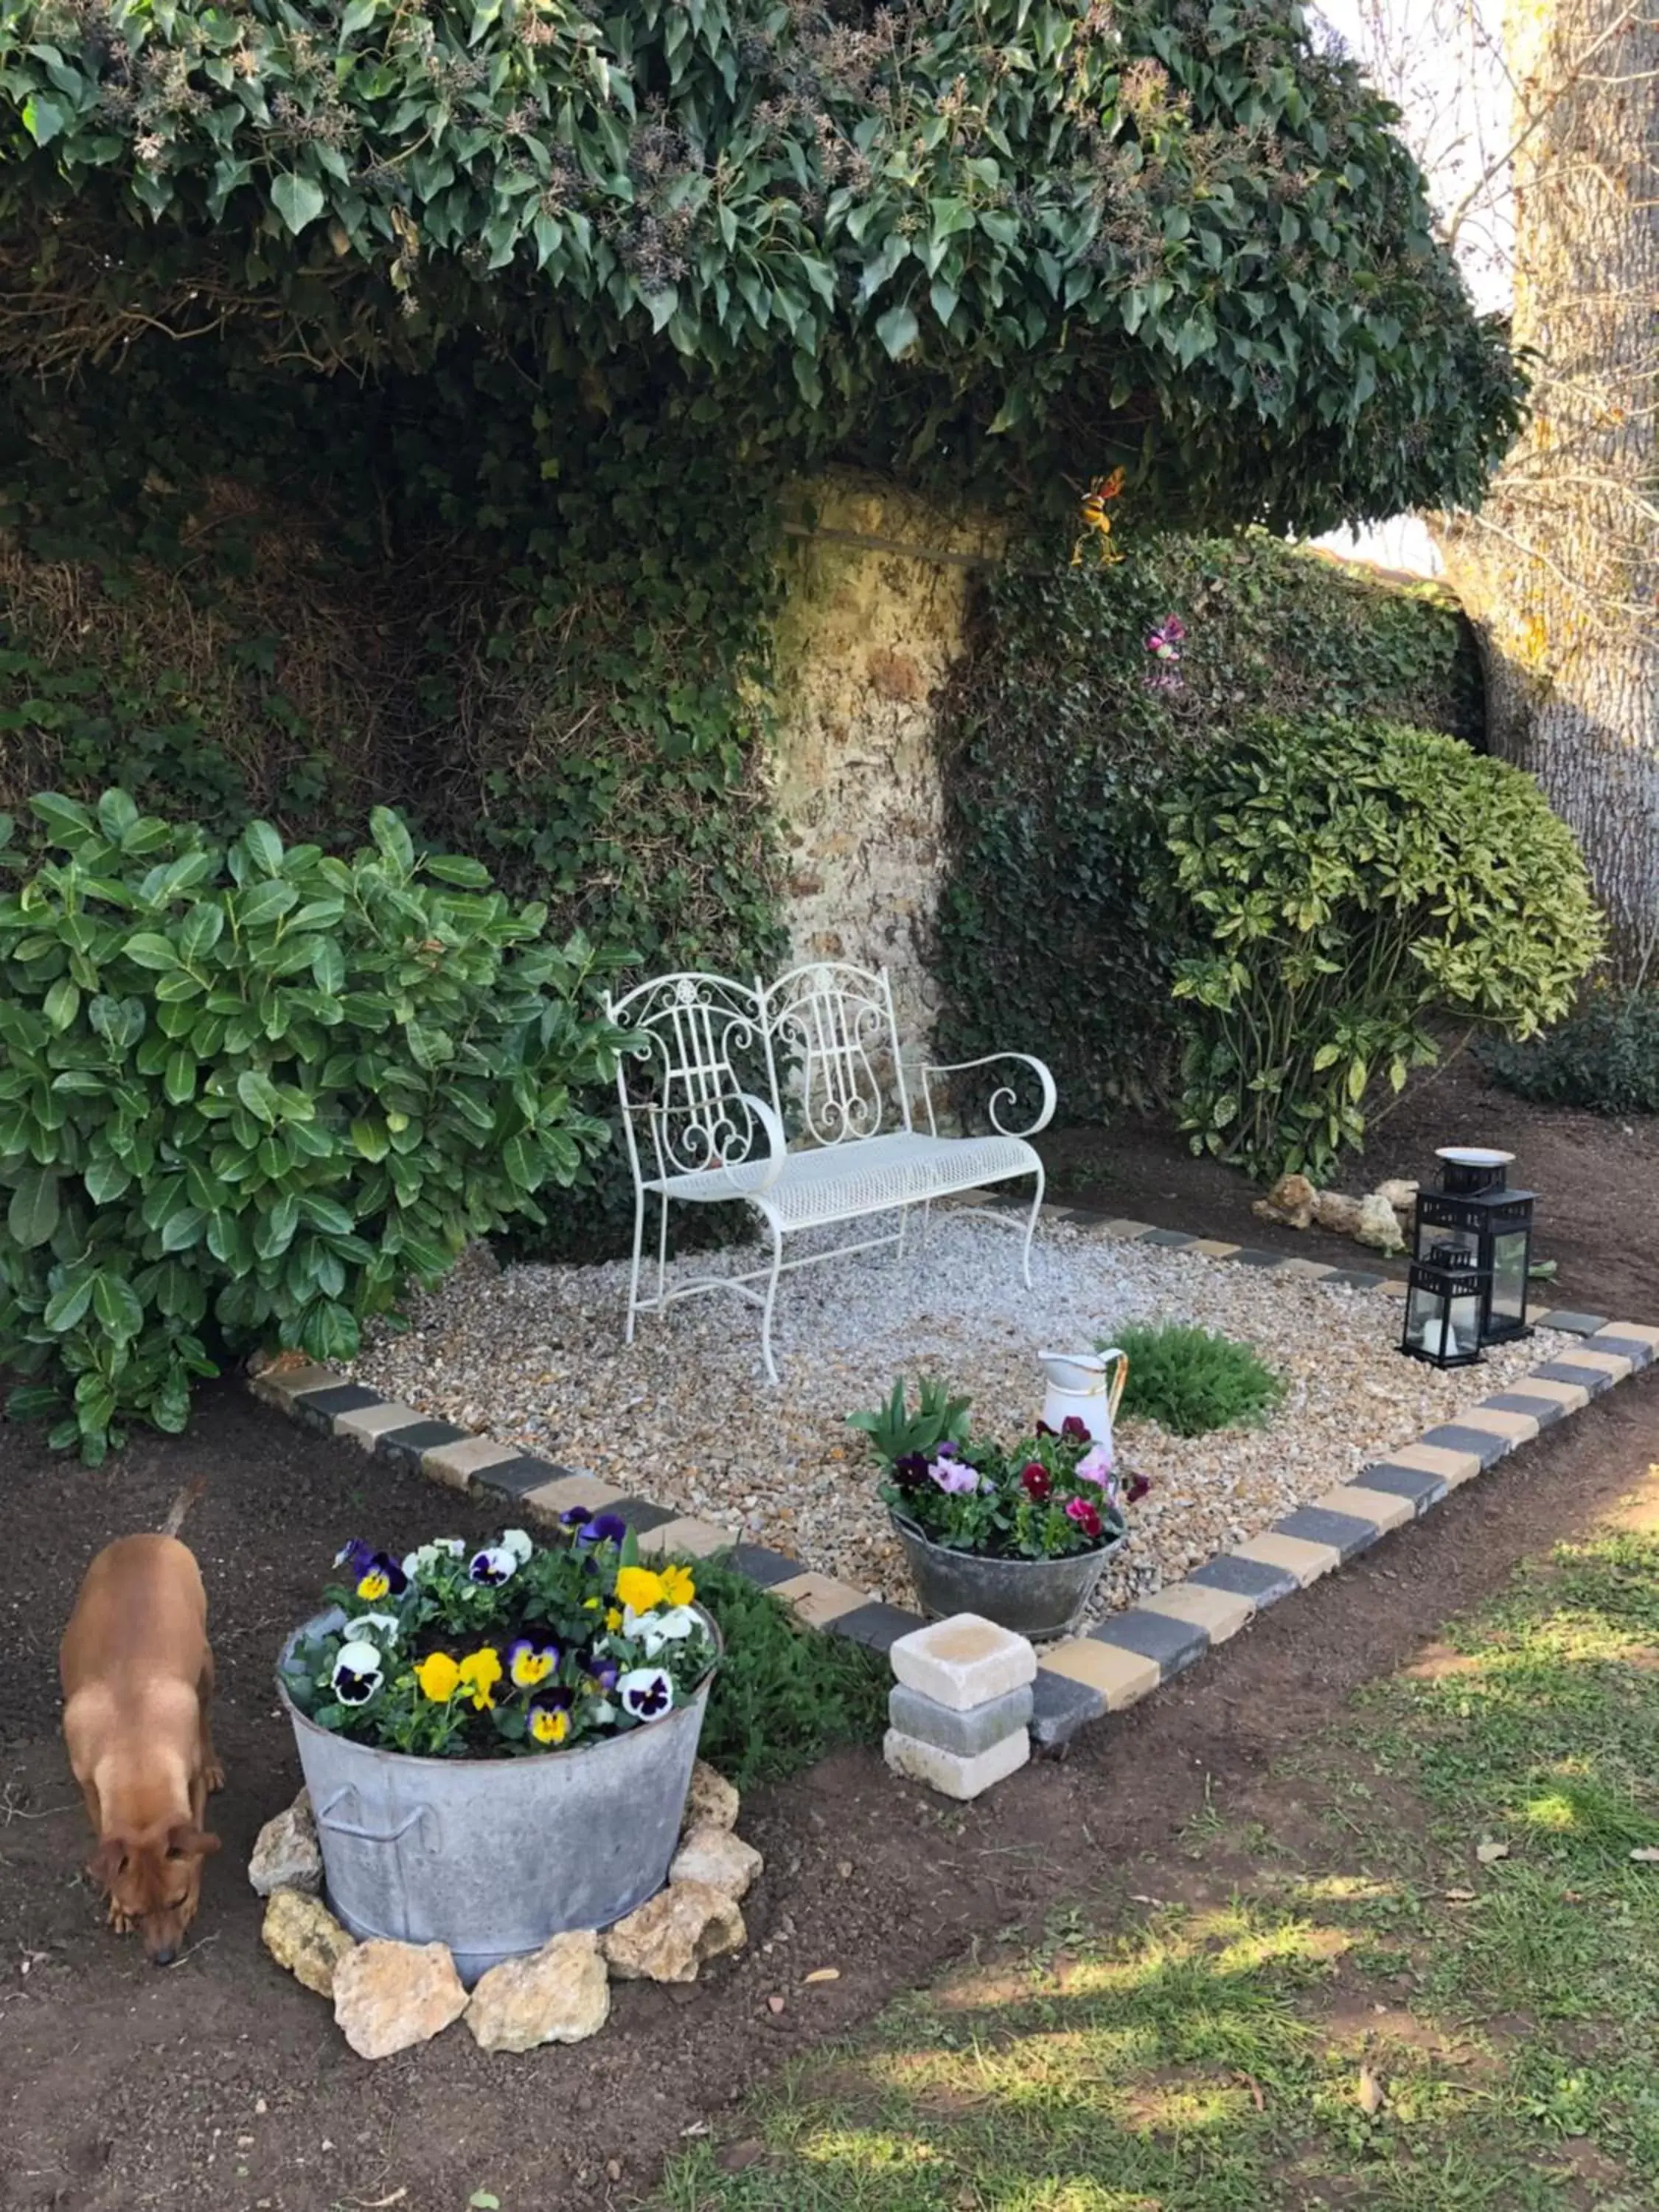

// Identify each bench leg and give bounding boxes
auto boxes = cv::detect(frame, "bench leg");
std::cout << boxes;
[625,1183,646,1346]
[759,1222,784,1386]
[1020,1166,1046,1289]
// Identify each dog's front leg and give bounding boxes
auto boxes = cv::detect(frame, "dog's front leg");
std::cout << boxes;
[197,1659,224,1794]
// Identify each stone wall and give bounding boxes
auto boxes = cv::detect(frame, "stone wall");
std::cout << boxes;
[770,473,1004,1054]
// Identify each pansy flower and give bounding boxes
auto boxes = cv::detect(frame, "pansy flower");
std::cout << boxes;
[416,1650,461,1703]
[618,1666,674,1722]
[1065,1498,1103,1540]
[334,1538,375,1580]
[891,1452,928,1491]
[500,1528,534,1566]
[928,1457,979,1495]
[528,1686,575,1746]
[1075,1443,1114,1486]
[585,1655,621,1694]
[344,1611,401,1646]
[614,1565,666,1615]
[458,1647,503,1710]
[1060,1415,1091,1442]
[576,1512,628,1548]
[633,1605,702,1657]
[354,1551,408,1604]
[468,1545,519,1587]
[1020,1461,1051,1503]
[508,1638,559,1690]
[332,1639,384,1706]
[400,1537,466,1579]
[1124,1470,1152,1504]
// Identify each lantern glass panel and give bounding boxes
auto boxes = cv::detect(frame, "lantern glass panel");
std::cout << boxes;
[1490,1227,1530,1332]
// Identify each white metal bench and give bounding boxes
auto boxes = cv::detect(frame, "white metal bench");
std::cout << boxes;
[606,961,1056,1381]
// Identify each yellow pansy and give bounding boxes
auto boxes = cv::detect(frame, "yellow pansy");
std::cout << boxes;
[416,1651,460,1703]
[614,1565,665,1615]
[357,1570,391,1603]
[529,1705,570,1746]
[658,1563,696,1609]
[605,1607,623,1632]
[458,1646,502,1711]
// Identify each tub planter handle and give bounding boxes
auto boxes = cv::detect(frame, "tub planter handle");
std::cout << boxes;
[315,1787,437,1851]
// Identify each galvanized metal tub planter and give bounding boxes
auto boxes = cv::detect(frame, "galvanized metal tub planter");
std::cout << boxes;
[277,1607,720,1986]
[890,1514,1123,1641]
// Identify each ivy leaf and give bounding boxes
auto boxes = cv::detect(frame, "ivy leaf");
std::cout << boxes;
[271,173,327,237]
[22,94,64,145]
[874,302,919,361]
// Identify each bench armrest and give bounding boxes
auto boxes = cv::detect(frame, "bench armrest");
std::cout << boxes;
[919,1054,1057,1140]
[640,1088,788,1197]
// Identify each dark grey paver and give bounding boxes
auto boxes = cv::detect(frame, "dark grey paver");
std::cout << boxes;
[1356,1462,1450,1513]
[1189,1551,1301,1606]
[1418,1421,1514,1470]
[1090,1605,1209,1680]
[827,1601,928,1655]
[1272,1504,1380,1561]
[375,1419,470,1470]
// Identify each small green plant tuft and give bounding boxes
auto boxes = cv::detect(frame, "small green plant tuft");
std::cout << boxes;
[693,1559,889,1788]
[1481,984,1659,1117]
[845,1376,973,1467]
[1107,1323,1286,1439]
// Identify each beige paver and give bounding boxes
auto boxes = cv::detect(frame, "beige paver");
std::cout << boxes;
[333,1399,425,1447]
[1315,1483,1417,1534]
[250,1360,339,1406]
[1099,1219,1155,1239]
[1230,1531,1343,1586]
[1554,1347,1634,1382]
[1038,1637,1160,1711]
[1598,1321,1659,1349]
[1276,1257,1339,1281]
[636,1514,738,1559]
[422,1435,521,1490]
[1380,1439,1484,1488]
[771,1571,868,1629]
[1189,1239,1242,1259]
[1138,1579,1255,1644]
[1456,1406,1540,1447]
[521,1470,627,1518]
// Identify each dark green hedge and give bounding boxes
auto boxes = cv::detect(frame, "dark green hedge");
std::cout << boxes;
[932,533,1484,1121]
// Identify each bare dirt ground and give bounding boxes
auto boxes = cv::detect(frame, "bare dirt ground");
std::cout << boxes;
[1,1070,1654,2212]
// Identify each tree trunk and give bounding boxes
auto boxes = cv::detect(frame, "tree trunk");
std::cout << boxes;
[1436,0,1659,979]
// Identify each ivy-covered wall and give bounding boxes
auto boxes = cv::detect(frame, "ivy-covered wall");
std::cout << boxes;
[932,535,1485,1120]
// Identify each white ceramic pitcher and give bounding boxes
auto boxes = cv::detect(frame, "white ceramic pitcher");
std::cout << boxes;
[1038,1348,1129,1451]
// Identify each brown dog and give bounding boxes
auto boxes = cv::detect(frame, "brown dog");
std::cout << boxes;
[60,1481,222,1964]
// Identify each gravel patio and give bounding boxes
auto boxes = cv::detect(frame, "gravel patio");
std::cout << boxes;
[347,1208,1569,1630]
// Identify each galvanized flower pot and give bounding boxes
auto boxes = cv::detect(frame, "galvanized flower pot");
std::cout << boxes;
[890,1515,1122,1641]
[276,1608,720,1986]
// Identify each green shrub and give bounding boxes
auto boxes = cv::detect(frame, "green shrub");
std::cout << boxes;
[694,1559,889,1789]
[1481,985,1659,1117]
[0,790,630,1463]
[933,536,1484,1119]
[1164,716,1604,1181]
[1109,1324,1285,1438]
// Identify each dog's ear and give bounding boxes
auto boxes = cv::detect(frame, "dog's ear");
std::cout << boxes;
[87,1836,128,1891]
[164,1824,221,1860]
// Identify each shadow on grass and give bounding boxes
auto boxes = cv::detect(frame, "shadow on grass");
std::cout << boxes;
[658,1528,1659,2212]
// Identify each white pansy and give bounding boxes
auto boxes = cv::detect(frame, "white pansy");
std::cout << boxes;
[636,1605,702,1657]
[499,1528,534,1565]
[331,1639,385,1705]
[344,1612,400,1644]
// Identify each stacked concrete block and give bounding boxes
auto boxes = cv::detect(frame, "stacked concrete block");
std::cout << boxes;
[884,1614,1037,1799]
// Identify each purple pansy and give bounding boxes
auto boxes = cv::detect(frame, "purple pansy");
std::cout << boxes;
[928,1457,980,1495]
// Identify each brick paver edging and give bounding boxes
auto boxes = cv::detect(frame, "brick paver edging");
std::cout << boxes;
[247,1203,1658,1755]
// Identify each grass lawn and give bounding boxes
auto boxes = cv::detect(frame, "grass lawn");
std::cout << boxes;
[658,1521,1659,2211]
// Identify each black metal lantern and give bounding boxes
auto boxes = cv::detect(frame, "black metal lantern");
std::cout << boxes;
[1411,1147,1535,1346]
[1402,1240,1489,1368]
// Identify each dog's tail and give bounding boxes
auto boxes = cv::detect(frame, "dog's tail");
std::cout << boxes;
[159,1475,207,1540]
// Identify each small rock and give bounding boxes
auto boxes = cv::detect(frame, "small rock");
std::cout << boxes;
[1258,1172,1317,1229]
[248,1791,322,1898]
[332,1941,468,2060]
[465,1931,609,2053]
[1373,1178,1419,1214]
[1312,1189,1364,1237]
[682,1761,740,1834]
[1355,1193,1407,1255]
[670,1824,763,1902]
[262,1889,355,1999]
[602,1881,746,1984]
